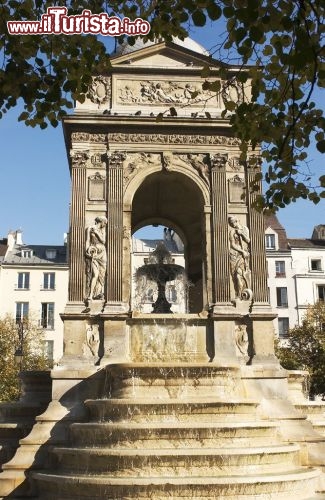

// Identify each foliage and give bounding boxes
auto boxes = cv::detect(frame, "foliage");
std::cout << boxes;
[276,302,325,399]
[0,315,51,402]
[1,0,325,208]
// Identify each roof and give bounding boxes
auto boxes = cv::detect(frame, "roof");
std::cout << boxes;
[3,244,67,266]
[113,36,210,57]
[132,238,181,254]
[288,238,325,249]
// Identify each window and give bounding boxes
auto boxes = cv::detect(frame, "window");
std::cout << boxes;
[16,302,29,323]
[278,317,289,338]
[17,272,30,289]
[45,249,57,259]
[43,272,55,290]
[265,234,276,249]
[41,303,55,329]
[275,261,286,277]
[21,249,33,258]
[143,288,154,302]
[276,287,288,307]
[311,259,322,271]
[318,285,325,301]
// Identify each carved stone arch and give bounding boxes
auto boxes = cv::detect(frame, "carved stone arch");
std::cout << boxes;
[124,160,210,207]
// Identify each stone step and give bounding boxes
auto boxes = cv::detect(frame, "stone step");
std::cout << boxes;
[32,467,320,499]
[106,363,244,399]
[0,403,45,421]
[0,422,33,439]
[295,403,325,417]
[85,398,260,423]
[70,421,280,448]
[52,444,301,476]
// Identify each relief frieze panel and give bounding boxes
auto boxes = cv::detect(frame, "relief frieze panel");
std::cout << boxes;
[117,79,221,107]
[108,132,240,146]
[71,132,107,143]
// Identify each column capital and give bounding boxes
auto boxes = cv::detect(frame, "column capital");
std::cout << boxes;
[210,153,228,170]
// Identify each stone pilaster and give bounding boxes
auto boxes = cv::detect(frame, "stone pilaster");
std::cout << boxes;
[210,153,231,304]
[246,159,268,303]
[105,152,128,312]
[68,150,89,302]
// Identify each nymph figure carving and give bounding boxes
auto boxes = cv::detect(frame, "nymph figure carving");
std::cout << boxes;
[228,216,252,300]
[85,216,108,300]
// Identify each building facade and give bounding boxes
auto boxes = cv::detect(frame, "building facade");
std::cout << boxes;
[265,216,325,337]
[0,230,68,362]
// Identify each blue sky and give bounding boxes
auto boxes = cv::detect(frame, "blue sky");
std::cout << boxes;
[0,23,324,244]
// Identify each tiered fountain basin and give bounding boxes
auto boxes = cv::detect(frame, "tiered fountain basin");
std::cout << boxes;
[32,362,321,499]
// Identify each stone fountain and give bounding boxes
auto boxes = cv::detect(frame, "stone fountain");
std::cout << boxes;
[1,37,325,500]
[135,242,185,313]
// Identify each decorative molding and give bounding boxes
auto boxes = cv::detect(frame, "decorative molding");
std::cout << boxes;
[210,153,228,169]
[88,76,111,106]
[108,133,240,146]
[227,156,243,171]
[71,132,106,143]
[108,152,127,167]
[70,150,90,167]
[247,154,263,170]
[88,172,106,201]
[117,79,221,106]
[91,153,106,169]
[124,153,160,184]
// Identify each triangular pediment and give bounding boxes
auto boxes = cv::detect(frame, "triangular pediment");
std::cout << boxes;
[111,41,225,70]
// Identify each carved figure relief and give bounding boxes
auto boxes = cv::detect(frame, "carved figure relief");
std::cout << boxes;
[85,324,100,356]
[70,150,89,168]
[228,175,245,203]
[88,76,111,106]
[124,153,160,185]
[88,172,106,201]
[178,153,210,184]
[108,132,240,146]
[228,216,252,300]
[117,80,220,106]
[234,324,249,356]
[85,216,107,300]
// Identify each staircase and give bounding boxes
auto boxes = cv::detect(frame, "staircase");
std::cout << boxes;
[32,363,321,499]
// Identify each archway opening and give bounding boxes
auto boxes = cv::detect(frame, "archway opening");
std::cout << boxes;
[131,170,206,313]
[132,225,186,313]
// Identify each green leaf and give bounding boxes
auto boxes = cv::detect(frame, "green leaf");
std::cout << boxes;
[192,10,206,26]
[316,140,325,153]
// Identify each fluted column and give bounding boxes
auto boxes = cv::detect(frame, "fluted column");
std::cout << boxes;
[68,150,89,302]
[210,153,231,304]
[106,152,126,306]
[246,159,268,303]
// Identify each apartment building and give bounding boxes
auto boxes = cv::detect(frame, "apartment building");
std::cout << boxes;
[0,230,68,362]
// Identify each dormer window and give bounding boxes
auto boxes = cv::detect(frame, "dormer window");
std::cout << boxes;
[265,234,276,250]
[21,249,33,258]
[45,249,57,259]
